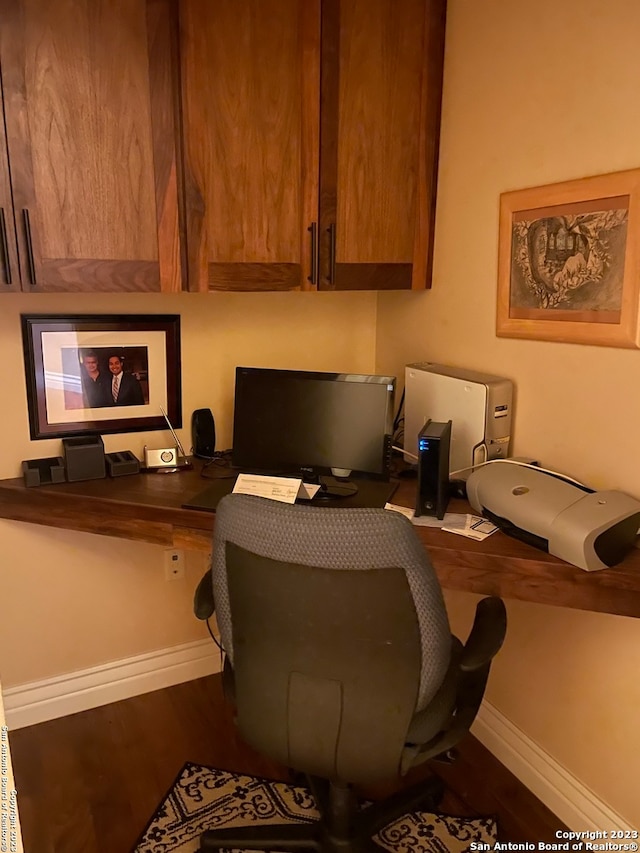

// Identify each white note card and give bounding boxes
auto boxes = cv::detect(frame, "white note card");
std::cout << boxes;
[233,473,320,504]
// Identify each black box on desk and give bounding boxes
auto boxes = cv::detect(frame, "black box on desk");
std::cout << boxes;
[415,419,451,520]
[106,450,140,477]
[63,435,106,482]
[21,457,66,488]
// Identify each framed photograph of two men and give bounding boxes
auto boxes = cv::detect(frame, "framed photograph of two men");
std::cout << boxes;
[496,168,640,348]
[21,314,182,440]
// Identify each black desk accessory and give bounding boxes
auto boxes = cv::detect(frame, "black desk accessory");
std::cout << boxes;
[62,435,106,482]
[415,419,451,520]
[21,457,66,488]
[192,408,216,458]
[106,450,140,477]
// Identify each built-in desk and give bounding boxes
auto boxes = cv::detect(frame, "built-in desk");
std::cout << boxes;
[1,466,639,618]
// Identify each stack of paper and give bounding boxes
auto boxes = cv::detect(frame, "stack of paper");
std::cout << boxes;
[384,503,497,540]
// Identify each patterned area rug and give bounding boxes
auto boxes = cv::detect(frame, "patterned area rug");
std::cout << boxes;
[132,762,497,852]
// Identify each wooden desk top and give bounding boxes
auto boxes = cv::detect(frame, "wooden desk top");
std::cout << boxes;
[1,466,639,619]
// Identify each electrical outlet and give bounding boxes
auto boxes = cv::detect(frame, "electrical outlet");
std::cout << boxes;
[164,548,185,581]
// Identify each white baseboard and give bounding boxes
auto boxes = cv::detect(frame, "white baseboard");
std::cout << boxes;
[3,651,634,831]
[3,639,222,730]
[472,701,634,832]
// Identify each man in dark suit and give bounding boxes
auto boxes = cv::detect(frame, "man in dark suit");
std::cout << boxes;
[107,355,145,406]
[81,351,111,408]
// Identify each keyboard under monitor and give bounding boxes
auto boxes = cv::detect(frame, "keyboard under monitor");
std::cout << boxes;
[182,476,398,513]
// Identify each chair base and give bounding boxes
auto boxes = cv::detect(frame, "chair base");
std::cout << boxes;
[198,773,445,853]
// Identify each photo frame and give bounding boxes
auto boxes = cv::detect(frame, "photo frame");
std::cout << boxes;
[497,168,640,348]
[21,314,182,440]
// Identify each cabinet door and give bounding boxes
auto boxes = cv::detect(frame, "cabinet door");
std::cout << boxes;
[0,98,20,292]
[180,0,320,292]
[319,0,446,291]
[0,0,182,292]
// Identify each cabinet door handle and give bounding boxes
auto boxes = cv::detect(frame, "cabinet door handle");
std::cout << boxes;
[307,222,318,285]
[22,209,36,285]
[0,208,11,285]
[327,223,336,285]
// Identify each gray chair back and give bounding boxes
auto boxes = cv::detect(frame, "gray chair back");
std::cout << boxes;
[212,494,452,783]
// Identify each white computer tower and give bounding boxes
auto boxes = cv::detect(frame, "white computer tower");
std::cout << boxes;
[404,363,513,476]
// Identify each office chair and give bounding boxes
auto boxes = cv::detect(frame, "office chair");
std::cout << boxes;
[195,493,506,853]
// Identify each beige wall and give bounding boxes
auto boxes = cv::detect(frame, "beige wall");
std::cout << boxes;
[376,0,640,826]
[0,291,377,685]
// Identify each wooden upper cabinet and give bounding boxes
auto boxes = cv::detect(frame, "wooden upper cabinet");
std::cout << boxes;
[0,0,445,295]
[0,95,20,292]
[179,0,321,292]
[0,0,182,292]
[319,0,446,291]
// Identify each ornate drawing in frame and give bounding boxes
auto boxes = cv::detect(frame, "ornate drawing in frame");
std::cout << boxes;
[497,168,640,347]
[21,314,182,440]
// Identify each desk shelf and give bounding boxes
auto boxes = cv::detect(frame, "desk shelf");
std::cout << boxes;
[0,470,638,619]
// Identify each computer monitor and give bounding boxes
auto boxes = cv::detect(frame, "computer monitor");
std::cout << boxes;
[232,367,395,496]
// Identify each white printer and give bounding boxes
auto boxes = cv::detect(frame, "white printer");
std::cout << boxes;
[466,462,640,571]
[404,363,513,475]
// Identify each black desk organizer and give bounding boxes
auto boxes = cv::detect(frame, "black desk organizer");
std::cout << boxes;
[62,435,106,482]
[106,450,140,477]
[22,457,66,488]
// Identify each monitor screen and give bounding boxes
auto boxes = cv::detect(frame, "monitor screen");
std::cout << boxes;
[232,367,396,480]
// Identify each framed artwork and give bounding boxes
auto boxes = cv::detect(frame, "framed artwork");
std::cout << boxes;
[21,314,182,440]
[497,168,640,348]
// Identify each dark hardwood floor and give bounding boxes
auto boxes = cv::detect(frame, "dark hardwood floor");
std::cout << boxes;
[8,674,565,852]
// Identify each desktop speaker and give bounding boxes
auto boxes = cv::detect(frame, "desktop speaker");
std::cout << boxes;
[192,408,216,458]
[415,420,452,520]
[62,435,106,482]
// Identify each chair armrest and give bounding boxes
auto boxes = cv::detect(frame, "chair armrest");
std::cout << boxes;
[459,596,506,672]
[194,570,216,620]
[404,596,507,771]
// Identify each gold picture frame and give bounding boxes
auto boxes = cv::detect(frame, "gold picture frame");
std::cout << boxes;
[497,168,640,348]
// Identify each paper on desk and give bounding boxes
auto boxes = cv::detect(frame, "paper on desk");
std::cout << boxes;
[384,502,415,519]
[384,503,467,528]
[233,473,320,503]
[442,514,498,541]
[413,512,469,528]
